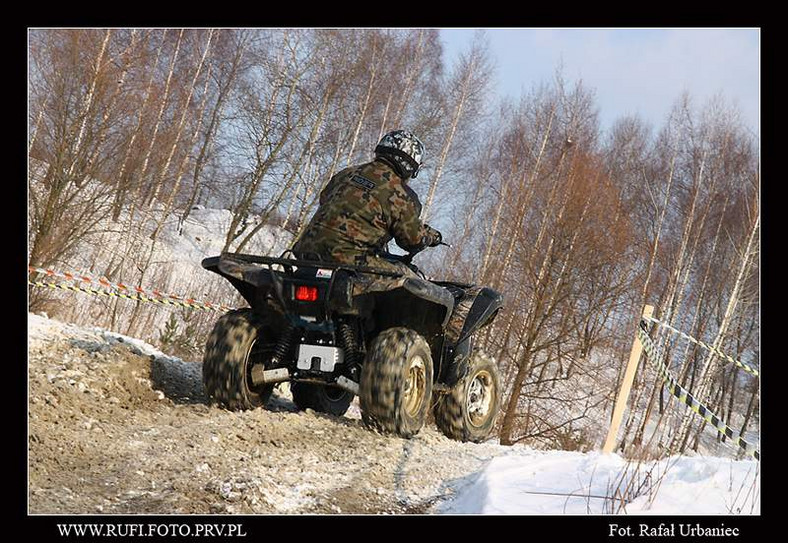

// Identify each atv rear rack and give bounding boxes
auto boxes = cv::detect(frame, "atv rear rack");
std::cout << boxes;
[208,252,406,277]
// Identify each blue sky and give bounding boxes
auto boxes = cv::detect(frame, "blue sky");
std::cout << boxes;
[439,28,760,136]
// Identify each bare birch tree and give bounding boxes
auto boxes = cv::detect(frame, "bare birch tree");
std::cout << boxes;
[422,30,493,221]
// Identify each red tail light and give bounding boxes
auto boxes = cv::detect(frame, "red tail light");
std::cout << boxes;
[294,285,318,302]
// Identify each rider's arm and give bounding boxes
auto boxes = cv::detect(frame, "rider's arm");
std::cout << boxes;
[389,184,437,252]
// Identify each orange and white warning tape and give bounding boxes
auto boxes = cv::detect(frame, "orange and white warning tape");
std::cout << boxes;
[27,265,233,313]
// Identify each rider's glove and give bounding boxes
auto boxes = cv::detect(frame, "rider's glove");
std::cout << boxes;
[424,224,442,247]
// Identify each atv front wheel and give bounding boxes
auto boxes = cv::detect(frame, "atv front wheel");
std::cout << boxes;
[359,327,433,438]
[203,309,276,410]
[434,349,500,443]
[291,382,354,416]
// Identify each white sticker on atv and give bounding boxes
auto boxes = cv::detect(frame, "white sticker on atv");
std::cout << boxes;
[316,268,333,279]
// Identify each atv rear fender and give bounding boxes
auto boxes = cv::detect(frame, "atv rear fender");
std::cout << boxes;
[202,253,454,331]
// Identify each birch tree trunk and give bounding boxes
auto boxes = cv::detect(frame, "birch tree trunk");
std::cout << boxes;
[494,105,557,288]
[345,37,379,166]
[112,30,166,221]
[136,29,183,207]
[496,158,578,446]
[83,30,140,184]
[151,58,214,242]
[632,195,729,451]
[422,67,471,220]
[283,128,346,236]
[622,147,706,451]
[619,152,678,448]
[422,36,490,221]
[674,210,759,450]
[499,347,534,445]
[376,87,394,143]
[478,172,510,281]
[29,108,45,156]
[640,154,677,305]
[180,30,247,233]
[391,29,424,128]
[148,29,215,210]
[123,31,215,336]
[67,29,111,181]
[448,156,489,271]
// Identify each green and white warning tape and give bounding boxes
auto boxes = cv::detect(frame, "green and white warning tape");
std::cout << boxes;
[637,321,760,461]
[642,315,759,378]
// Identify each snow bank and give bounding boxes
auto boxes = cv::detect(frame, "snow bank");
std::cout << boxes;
[28,312,103,348]
[155,206,293,269]
[99,205,293,301]
[440,449,760,515]
[28,312,184,367]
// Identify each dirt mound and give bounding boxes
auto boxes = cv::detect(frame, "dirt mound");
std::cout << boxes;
[28,315,508,514]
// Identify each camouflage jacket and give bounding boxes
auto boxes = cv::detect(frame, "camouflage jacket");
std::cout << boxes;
[292,158,436,266]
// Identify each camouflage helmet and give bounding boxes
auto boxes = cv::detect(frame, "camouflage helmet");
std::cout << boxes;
[374,130,425,179]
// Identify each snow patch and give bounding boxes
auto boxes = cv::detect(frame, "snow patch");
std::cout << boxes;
[439,450,760,515]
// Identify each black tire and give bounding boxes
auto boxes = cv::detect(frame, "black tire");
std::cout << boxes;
[202,309,275,410]
[434,349,501,443]
[291,382,354,417]
[359,327,433,438]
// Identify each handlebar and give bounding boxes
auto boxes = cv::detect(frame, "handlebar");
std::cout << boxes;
[380,240,451,267]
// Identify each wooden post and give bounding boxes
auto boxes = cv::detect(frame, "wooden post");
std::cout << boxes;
[602,304,654,454]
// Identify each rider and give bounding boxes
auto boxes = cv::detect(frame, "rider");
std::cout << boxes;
[291,130,442,275]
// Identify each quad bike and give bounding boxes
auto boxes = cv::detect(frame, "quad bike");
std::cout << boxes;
[201,245,503,442]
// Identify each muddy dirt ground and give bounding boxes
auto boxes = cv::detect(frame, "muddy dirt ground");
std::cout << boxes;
[28,315,510,515]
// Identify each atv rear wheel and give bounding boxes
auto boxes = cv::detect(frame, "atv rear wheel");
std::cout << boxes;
[203,309,276,410]
[434,349,500,443]
[291,382,354,416]
[359,327,433,438]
